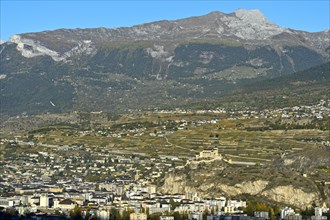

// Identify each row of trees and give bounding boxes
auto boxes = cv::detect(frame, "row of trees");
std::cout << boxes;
[68,206,194,220]
[243,201,281,220]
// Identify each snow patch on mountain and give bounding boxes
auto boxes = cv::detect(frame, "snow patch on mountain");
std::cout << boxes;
[62,41,97,60]
[9,35,63,61]
[0,74,7,80]
[9,35,97,62]
[146,45,169,59]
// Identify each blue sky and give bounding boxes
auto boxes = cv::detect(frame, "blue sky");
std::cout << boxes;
[1,0,329,41]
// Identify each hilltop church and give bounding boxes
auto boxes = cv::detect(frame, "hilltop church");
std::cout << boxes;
[196,147,222,160]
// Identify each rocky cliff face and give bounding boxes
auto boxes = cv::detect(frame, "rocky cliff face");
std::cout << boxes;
[218,180,269,196]
[158,158,327,209]
[161,174,198,195]
[262,186,319,208]
[161,176,319,208]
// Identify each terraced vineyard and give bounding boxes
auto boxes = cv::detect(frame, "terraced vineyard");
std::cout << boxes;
[2,109,329,166]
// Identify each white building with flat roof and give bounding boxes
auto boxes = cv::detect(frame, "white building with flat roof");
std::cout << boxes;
[281,207,295,220]
[40,194,49,208]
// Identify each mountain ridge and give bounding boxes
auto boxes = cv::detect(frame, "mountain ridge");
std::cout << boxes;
[6,9,329,61]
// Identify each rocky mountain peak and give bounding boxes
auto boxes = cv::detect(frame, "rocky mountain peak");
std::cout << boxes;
[203,10,225,18]
[0,39,4,44]
[234,9,268,24]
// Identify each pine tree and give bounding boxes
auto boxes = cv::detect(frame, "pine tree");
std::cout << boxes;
[70,205,82,220]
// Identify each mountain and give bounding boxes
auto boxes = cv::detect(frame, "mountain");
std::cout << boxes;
[239,61,330,92]
[187,62,330,111]
[0,10,329,115]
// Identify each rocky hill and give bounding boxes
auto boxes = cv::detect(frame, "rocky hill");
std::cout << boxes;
[1,9,329,115]
[159,147,330,208]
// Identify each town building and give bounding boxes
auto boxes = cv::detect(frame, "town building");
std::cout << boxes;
[54,198,76,210]
[40,194,49,208]
[189,213,203,220]
[254,211,269,219]
[130,212,147,220]
[281,207,296,220]
[160,216,175,220]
